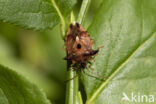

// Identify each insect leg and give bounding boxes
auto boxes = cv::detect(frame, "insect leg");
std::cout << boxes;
[80,62,87,69]
[82,70,104,81]
[64,56,70,60]
[64,74,78,83]
[83,49,99,56]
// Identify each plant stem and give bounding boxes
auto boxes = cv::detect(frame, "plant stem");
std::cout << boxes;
[78,91,83,104]
[71,11,75,23]
[65,67,79,104]
[66,0,91,103]
[77,0,91,24]
[51,0,66,39]
[65,12,79,104]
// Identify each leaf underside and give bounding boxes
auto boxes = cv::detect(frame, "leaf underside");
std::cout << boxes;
[82,0,156,103]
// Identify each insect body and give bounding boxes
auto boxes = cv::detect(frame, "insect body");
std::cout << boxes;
[64,22,99,69]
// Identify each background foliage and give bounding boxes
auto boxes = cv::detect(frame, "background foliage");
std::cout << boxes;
[0,0,156,104]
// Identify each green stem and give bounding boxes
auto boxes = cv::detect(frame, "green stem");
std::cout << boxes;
[78,92,83,104]
[65,67,79,104]
[51,0,66,39]
[77,0,91,24]
[71,11,75,23]
[66,0,91,103]
[65,13,79,104]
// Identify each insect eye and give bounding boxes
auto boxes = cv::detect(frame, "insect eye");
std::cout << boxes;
[77,44,81,49]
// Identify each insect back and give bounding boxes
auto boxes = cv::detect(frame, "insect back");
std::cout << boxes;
[64,22,99,69]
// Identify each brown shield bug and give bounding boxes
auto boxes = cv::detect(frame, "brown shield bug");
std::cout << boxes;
[64,22,99,69]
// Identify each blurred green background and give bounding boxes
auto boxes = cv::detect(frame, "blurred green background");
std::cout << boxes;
[0,0,102,103]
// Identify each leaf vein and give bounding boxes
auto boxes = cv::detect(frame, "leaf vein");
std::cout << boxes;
[87,31,156,103]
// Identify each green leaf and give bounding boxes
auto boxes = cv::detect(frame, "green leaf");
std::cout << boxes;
[56,0,77,16]
[0,0,77,30]
[0,64,50,104]
[82,0,156,103]
[0,34,63,100]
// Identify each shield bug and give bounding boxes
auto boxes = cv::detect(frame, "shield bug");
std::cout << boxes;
[64,22,99,69]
